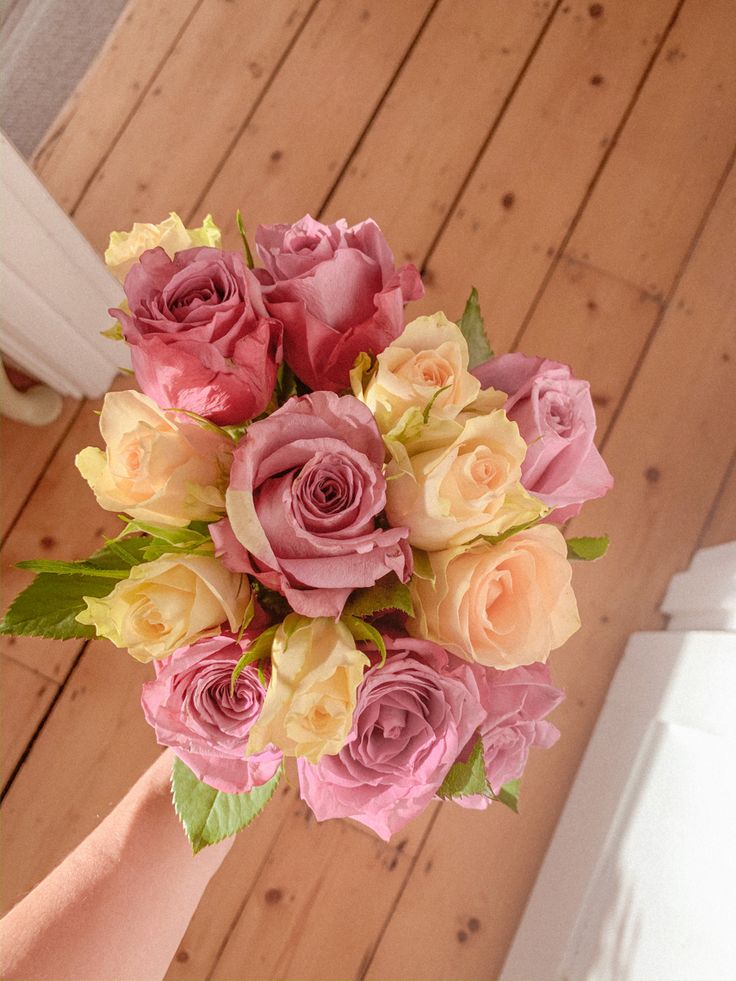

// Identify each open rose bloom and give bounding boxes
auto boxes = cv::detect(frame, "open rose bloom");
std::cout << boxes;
[1,211,612,850]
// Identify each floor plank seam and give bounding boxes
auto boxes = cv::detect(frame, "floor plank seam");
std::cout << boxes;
[509,0,687,356]
[418,0,563,279]
[317,0,443,220]
[599,141,736,452]
[0,639,90,802]
[204,802,297,981]
[185,0,321,227]
[692,447,736,555]
[358,801,442,981]
[558,252,668,306]
[0,397,86,550]
[67,0,206,220]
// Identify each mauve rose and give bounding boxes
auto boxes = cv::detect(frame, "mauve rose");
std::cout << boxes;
[212,392,412,618]
[473,354,613,521]
[297,636,486,840]
[115,246,282,425]
[141,631,282,794]
[255,215,423,392]
[455,662,564,810]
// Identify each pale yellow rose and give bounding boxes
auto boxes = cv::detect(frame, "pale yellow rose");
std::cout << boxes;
[104,213,221,282]
[386,411,547,550]
[247,615,369,763]
[75,390,232,527]
[76,554,249,662]
[352,312,488,434]
[409,525,580,669]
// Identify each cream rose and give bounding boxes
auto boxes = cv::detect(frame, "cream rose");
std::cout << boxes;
[247,615,369,763]
[352,312,486,433]
[75,390,232,527]
[104,213,221,283]
[385,411,547,550]
[76,554,249,662]
[409,525,580,669]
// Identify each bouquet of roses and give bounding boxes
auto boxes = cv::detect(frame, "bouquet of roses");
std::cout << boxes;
[1,212,612,849]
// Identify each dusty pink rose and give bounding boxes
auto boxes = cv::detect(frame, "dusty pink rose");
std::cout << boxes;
[115,246,282,425]
[255,215,423,392]
[297,636,486,840]
[455,662,564,810]
[140,631,282,794]
[473,354,613,521]
[212,392,412,618]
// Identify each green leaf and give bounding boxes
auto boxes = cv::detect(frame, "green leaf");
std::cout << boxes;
[457,287,493,369]
[566,535,610,561]
[16,559,130,578]
[230,624,278,694]
[0,572,114,639]
[275,362,298,406]
[478,515,544,548]
[437,739,489,799]
[342,615,387,667]
[171,756,281,853]
[411,548,435,583]
[235,210,255,269]
[0,539,151,640]
[343,574,414,618]
[495,779,520,813]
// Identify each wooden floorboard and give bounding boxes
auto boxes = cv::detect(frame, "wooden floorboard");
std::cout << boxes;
[2,0,735,977]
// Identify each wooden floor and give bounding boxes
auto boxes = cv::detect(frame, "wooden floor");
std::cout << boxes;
[2,1,736,977]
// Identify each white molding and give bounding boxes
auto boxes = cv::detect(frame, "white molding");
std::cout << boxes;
[0,130,129,398]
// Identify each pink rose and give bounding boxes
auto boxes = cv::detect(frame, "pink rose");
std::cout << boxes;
[297,636,486,840]
[255,215,423,392]
[456,662,564,812]
[115,246,282,425]
[140,631,282,794]
[473,354,613,521]
[211,392,412,618]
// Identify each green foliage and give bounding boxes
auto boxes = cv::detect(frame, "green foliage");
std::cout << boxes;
[566,535,610,561]
[171,757,281,853]
[342,615,387,667]
[457,287,493,369]
[101,321,124,341]
[114,520,213,562]
[230,624,278,694]
[343,574,414,619]
[495,779,520,813]
[0,539,150,640]
[436,739,489,799]
[235,210,255,269]
[479,516,544,548]
[411,548,435,583]
[422,384,452,423]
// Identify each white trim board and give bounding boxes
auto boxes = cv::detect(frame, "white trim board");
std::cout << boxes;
[0,131,128,398]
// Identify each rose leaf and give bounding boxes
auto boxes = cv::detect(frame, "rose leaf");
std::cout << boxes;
[566,535,610,561]
[436,738,489,799]
[171,757,281,853]
[343,575,414,619]
[457,287,493,369]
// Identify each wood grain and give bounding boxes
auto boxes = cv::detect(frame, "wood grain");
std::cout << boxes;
[32,0,201,212]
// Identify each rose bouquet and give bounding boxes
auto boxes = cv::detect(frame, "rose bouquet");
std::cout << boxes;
[1,212,612,849]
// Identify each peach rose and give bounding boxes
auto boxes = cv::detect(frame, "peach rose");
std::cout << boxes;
[75,390,232,527]
[247,615,369,763]
[352,313,486,434]
[385,411,547,550]
[76,554,249,662]
[104,213,221,283]
[409,525,580,668]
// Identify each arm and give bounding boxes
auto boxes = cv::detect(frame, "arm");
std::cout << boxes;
[0,749,233,981]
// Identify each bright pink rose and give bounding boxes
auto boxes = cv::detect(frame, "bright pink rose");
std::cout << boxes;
[211,392,412,618]
[297,636,486,840]
[455,662,564,810]
[255,215,423,392]
[115,246,282,425]
[140,631,282,794]
[473,354,613,521]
